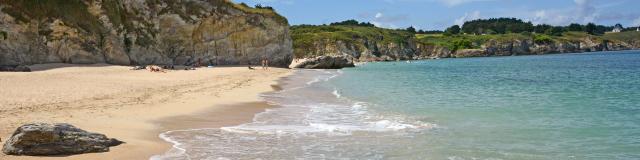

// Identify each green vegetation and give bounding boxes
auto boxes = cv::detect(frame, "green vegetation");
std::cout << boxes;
[445,25,461,35]
[291,23,413,58]
[0,31,7,40]
[533,34,553,44]
[0,0,104,34]
[462,18,533,34]
[456,17,622,36]
[417,30,638,51]
[293,18,640,58]
[602,31,640,42]
[329,19,375,27]
[230,1,288,24]
[416,33,530,51]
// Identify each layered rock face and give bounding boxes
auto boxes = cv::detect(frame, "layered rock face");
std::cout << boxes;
[448,38,639,58]
[0,0,292,67]
[2,123,123,156]
[295,35,639,61]
[294,55,355,69]
[299,38,417,62]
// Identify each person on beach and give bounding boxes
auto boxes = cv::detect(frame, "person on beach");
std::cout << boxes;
[261,58,268,70]
[248,62,255,70]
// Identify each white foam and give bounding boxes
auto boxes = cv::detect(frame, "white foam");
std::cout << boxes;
[332,89,341,98]
[306,77,321,85]
[152,69,436,159]
[150,130,189,160]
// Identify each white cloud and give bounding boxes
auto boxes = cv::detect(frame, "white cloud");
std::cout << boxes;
[366,12,408,29]
[528,0,599,25]
[382,0,499,7]
[437,0,495,7]
[454,11,481,26]
[633,17,640,26]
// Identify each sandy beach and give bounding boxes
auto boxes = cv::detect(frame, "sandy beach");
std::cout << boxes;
[0,63,291,160]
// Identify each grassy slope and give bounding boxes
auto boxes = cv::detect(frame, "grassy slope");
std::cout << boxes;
[291,25,413,58]
[416,31,640,51]
[0,0,103,34]
[291,23,640,58]
[227,0,288,25]
[0,0,288,33]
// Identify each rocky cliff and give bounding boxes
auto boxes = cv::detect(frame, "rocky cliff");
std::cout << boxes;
[446,37,640,58]
[0,0,292,67]
[292,25,640,61]
[299,38,418,61]
[291,25,417,62]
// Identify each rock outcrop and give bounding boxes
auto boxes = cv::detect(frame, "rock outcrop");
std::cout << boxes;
[0,65,31,72]
[293,26,640,61]
[452,49,486,58]
[294,55,355,69]
[2,123,123,156]
[0,0,292,67]
[307,37,639,60]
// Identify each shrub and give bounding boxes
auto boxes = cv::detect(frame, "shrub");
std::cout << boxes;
[534,34,553,44]
[0,31,7,40]
[450,39,472,51]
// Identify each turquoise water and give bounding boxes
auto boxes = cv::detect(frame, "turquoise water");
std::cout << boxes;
[330,51,640,159]
[154,51,639,160]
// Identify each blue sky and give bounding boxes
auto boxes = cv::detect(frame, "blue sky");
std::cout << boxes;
[232,0,640,30]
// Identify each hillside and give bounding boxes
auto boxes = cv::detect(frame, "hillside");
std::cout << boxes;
[291,25,416,61]
[291,24,640,60]
[0,0,293,67]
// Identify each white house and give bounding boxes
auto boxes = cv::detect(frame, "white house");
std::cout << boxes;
[612,26,622,33]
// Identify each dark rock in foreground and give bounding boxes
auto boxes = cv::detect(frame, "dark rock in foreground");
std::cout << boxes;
[0,65,31,72]
[294,55,355,69]
[2,123,123,156]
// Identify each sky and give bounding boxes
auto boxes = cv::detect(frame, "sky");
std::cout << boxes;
[232,0,640,30]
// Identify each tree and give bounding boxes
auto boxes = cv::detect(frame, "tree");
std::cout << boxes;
[329,20,374,27]
[594,25,612,34]
[460,18,533,34]
[406,26,416,33]
[585,23,597,35]
[545,27,564,36]
[0,31,6,40]
[567,23,583,32]
[254,4,274,10]
[614,23,624,29]
[445,25,461,34]
[485,29,497,35]
[534,24,552,34]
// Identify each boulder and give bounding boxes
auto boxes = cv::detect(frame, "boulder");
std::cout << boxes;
[13,65,31,72]
[2,123,123,156]
[0,65,30,72]
[294,55,355,69]
[0,65,15,72]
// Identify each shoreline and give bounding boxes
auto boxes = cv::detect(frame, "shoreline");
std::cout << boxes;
[0,63,292,160]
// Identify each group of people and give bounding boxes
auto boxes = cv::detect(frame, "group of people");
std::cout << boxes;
[134,58,271,72]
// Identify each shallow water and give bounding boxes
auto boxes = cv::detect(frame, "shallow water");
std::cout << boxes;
[154,51,640,160]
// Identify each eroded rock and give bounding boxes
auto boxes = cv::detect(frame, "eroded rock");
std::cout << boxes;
[294,55,355,69]
[2,123,123,156]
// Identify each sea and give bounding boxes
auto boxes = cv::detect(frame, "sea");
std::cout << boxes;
[152,50,640,160]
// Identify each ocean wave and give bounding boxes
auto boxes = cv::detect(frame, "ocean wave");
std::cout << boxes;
[332,89,341,98]
[152,69,435,159]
